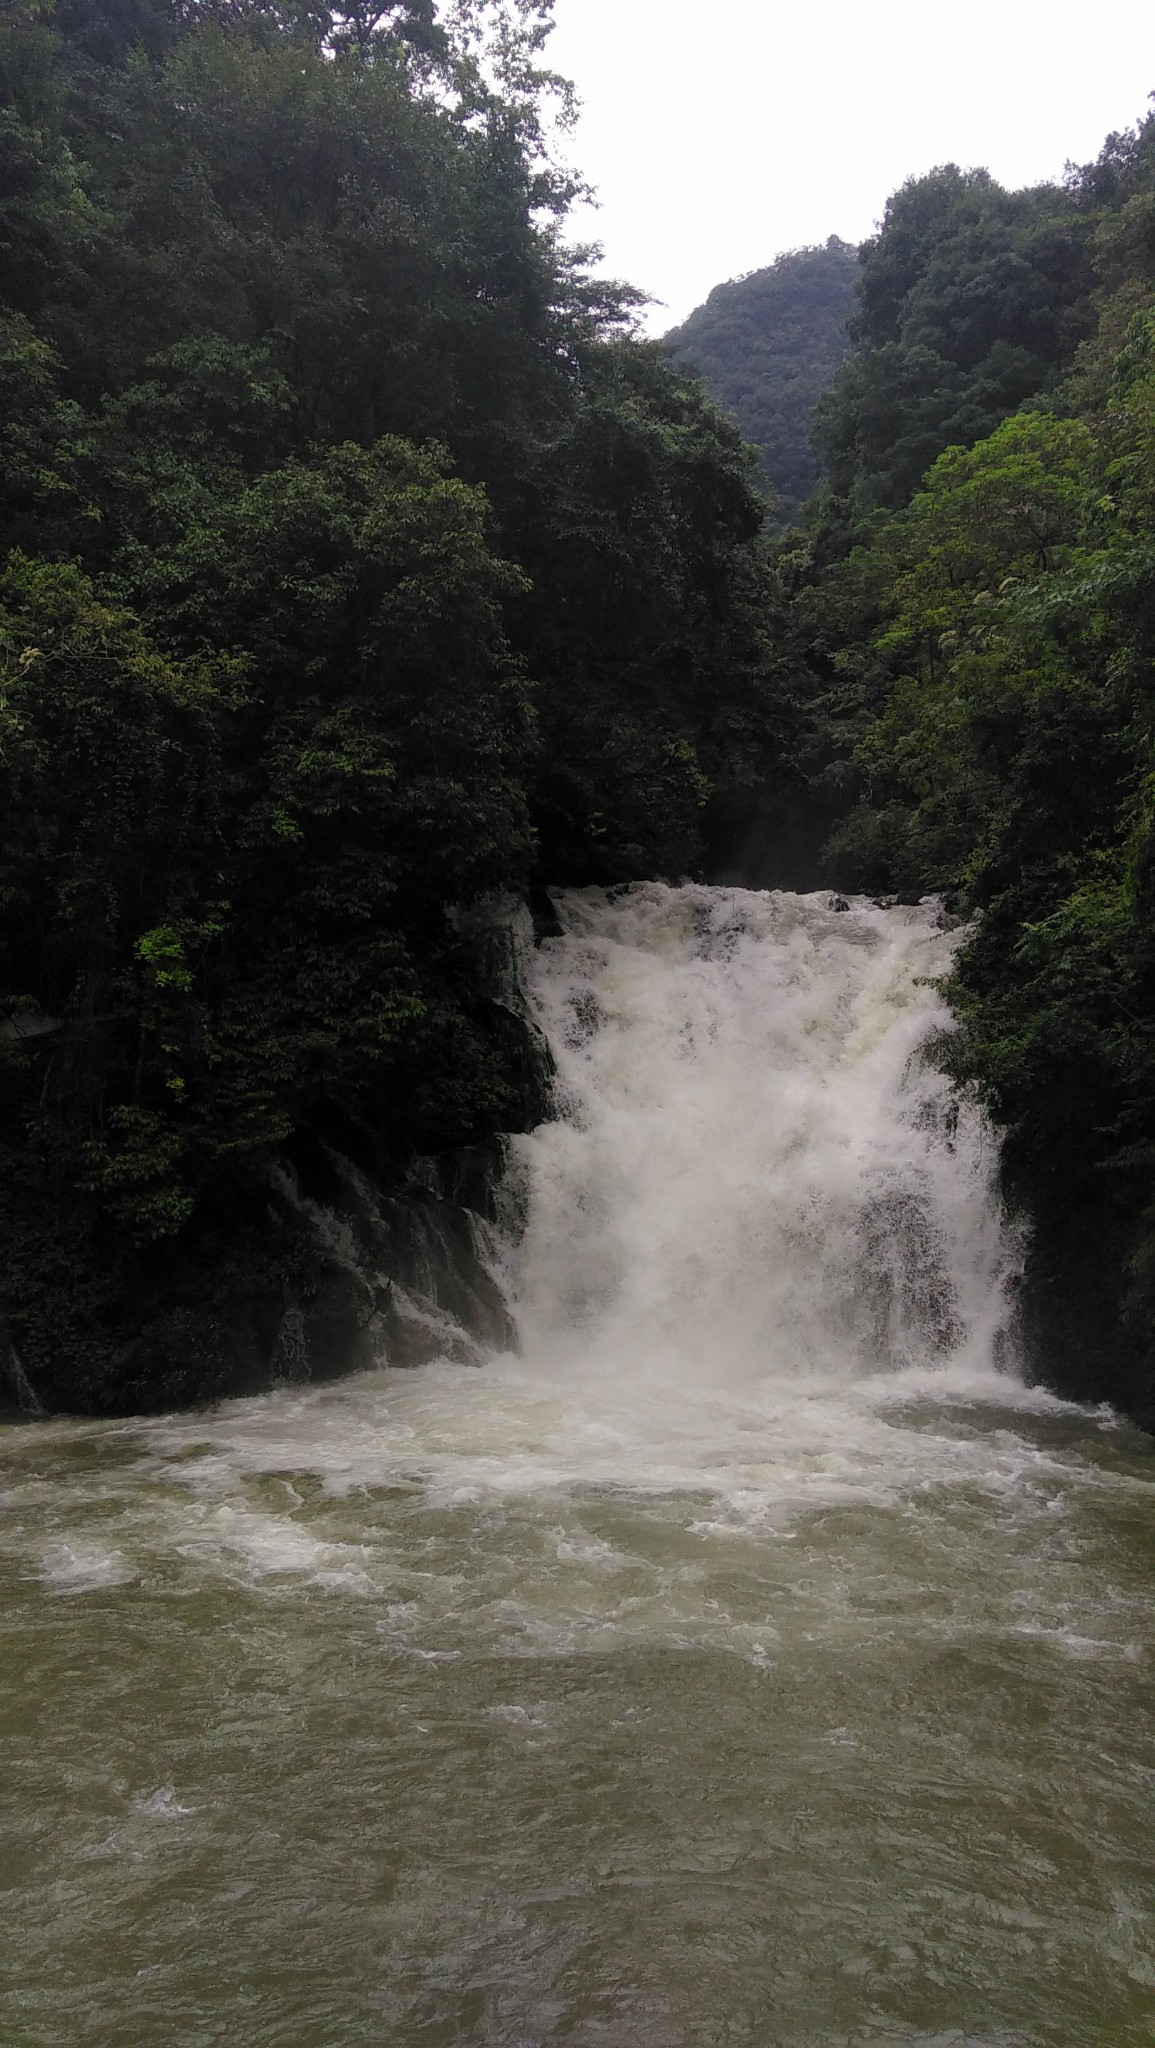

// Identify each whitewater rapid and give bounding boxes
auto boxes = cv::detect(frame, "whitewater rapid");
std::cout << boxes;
[512,883,1018,1397]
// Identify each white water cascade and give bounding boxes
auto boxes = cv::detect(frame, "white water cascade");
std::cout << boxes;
[508,882,1019,1409]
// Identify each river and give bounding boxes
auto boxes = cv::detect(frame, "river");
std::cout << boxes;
[3,886,1154,2045]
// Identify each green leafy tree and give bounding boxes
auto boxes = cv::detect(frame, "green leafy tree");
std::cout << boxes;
[813,165,1098,515]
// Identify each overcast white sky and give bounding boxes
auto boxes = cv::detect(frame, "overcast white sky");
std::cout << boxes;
[545,0,1155,332]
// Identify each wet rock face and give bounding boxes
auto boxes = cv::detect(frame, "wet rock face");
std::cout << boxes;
[252,897,548,1392]
[0,1318,42,1415]
[267,1141,517,1387]
[5,1136,521,1419]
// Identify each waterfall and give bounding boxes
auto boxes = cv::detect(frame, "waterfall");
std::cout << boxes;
[508,883,1019,1394]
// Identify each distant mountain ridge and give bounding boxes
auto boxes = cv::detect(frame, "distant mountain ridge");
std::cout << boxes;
[665,237,858,525]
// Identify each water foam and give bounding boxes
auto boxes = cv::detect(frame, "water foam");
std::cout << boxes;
[511,883,1019,1396]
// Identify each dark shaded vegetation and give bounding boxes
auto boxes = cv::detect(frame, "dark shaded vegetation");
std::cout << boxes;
[781,117,1155,1424]
[0,0,785,1411]
[666,238,857,526]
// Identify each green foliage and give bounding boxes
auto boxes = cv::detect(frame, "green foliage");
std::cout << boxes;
[813,164,1099,516]
[506,338,776,880]
[666,239,858,527]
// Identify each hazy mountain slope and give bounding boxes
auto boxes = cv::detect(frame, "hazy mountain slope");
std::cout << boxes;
[666,238,858,524]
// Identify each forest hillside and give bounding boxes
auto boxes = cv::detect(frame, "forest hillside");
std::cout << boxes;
[666,238,858,525]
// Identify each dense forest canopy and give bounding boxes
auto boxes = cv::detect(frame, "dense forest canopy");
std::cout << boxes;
[811,162,1103,514]
[665,238,858,526]
[0,0,784,1411]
